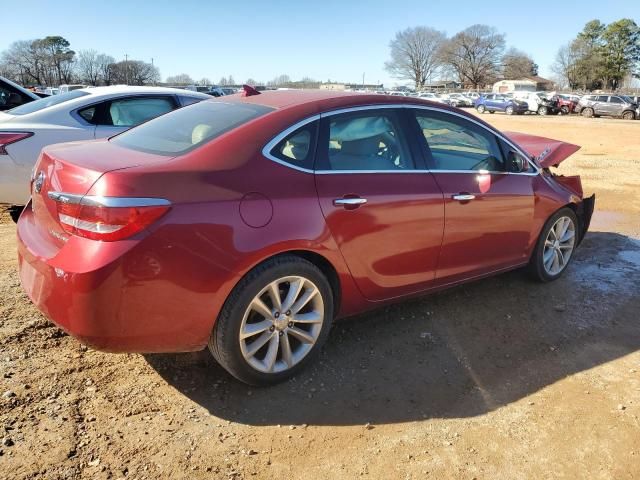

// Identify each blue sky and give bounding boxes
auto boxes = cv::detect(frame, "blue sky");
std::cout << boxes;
[2,0,639,86]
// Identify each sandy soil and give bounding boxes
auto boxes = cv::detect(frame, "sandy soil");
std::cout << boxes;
[1,112,639,479]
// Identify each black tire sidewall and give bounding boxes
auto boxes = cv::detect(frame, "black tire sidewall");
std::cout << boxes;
[529,208,579,282]
[209,255,334,386]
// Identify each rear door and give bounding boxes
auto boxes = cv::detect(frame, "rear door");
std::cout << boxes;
[314,107,445,301]
[81,95,178,139]
[409,108,535,283]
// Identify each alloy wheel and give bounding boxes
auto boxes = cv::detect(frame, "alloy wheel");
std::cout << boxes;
[239,276,324,374]
[542,216,576,276]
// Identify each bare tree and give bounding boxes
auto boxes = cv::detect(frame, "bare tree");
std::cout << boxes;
[501,48,537,79]
[227,75,235,85]
[552,43,581,89]
[384,27,446,89]
[245,78,257,86]
[96,54,115,85]
[269,74,291,87]
[198,77,211,85]
[110,60,159,85]
[76,49,100,85]
[219,76,228,86]
[441,24,506,88]
[166,73,194,85]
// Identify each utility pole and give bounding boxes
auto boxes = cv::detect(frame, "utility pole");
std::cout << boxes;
[124,54,129,85]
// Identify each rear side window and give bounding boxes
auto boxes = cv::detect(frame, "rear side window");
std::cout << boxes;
[9,90,89,115]
[317,110,414,171]
[609,96,623,104]
[109,97,174,127]
[112,101,273,155]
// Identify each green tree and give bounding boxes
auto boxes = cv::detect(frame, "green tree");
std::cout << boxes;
[601,19,640,89]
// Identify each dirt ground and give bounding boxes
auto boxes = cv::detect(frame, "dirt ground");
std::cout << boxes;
[1,112,639,480]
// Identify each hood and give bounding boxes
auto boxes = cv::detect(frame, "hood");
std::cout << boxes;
[503,131,581,168]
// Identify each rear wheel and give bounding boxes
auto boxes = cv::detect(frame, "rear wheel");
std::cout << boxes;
[477,105,486,113]
[537,106,548,115]
[528,208,578,282]
[489,110,495,114]
[622,111,635,120]
[560,106,570,115]
[209,255,334,386]
[582,107,594,118]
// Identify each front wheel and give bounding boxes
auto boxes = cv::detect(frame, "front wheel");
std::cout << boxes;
[505,106,514,115]
[209,255,334,386]
[477,105,486,113]
[537,106,548,115]
[582,107,594,118]
[622,111,635,120]
[528,208,578,282]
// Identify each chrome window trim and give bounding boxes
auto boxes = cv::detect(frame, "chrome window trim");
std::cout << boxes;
[48,191,171,207]
[262,103,541,176]
[261,114,320,174]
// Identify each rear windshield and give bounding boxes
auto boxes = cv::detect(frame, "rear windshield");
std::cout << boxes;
[111,101,273,155]
[9,90,89,115]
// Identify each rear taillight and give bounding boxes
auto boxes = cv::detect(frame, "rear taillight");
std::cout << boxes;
[0,132,33,155]
[49,192,170,241]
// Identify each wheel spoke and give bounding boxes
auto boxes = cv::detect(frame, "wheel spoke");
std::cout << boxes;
[558,218,569,239]
[558,243,573,250]
[557,247,566,266]
[267,282,282,311]
[543,247,555,265]
[245,331,274,358]
[263,335,279,372]
[291,286,318,314]
[292,311,323,324]
[287,326,315,344]
[280,333,293,367]
[281,278,304,312]
[250,297,273,320]
[240,319,272,340]
[560,229,575,243]
[552,250,560,273]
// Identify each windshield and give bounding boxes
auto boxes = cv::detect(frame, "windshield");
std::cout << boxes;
[111,101,274,156]
[9,90,89,115]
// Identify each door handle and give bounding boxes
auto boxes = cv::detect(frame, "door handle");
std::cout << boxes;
[452,194,476,201]
[333,197,367,207]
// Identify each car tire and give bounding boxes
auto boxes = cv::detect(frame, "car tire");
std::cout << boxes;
[505,106,514,115]
[537,106,548,115]
[8,206,23,223]
[477,105,485,113]
[582,108,594,118]
[209,255,334,386]
[622,111,635,120]
[489,110,495,114]
[560,106,570,115]
[528,207,579,282]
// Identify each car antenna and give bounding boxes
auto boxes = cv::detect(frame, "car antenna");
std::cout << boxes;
[241,85,261,97]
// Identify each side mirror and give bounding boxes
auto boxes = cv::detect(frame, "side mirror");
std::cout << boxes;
[508,150,528,173]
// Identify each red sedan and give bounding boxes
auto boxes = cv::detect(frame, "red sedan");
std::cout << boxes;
[17,89,594,385]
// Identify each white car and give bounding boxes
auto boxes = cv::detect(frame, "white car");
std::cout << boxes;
[444,93,473,107]
[415,92,448,104]
[0,86,211,210]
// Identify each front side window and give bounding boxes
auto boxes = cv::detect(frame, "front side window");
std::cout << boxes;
[609,96,623,104]
[112,101,273,156]
[597,95,609,102]
[414,110,504,172]
[317,110,414,171]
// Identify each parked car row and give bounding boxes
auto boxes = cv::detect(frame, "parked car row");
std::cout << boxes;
[474,90,640,120]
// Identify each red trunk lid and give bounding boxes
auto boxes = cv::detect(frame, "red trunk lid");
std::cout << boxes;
[29,139,170,252]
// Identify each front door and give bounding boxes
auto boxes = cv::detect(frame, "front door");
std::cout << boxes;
[314,108,445,301]
[409,108,535,284]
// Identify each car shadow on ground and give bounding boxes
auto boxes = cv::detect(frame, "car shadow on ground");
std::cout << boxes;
[145,231,640,426]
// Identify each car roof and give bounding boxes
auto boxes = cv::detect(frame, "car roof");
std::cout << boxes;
[77,85,210,97]
[222,89,456,114]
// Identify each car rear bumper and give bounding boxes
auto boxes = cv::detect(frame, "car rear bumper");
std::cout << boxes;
[17,206,213,353]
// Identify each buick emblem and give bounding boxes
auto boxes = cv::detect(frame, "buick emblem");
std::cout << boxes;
[34,171,45,194]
